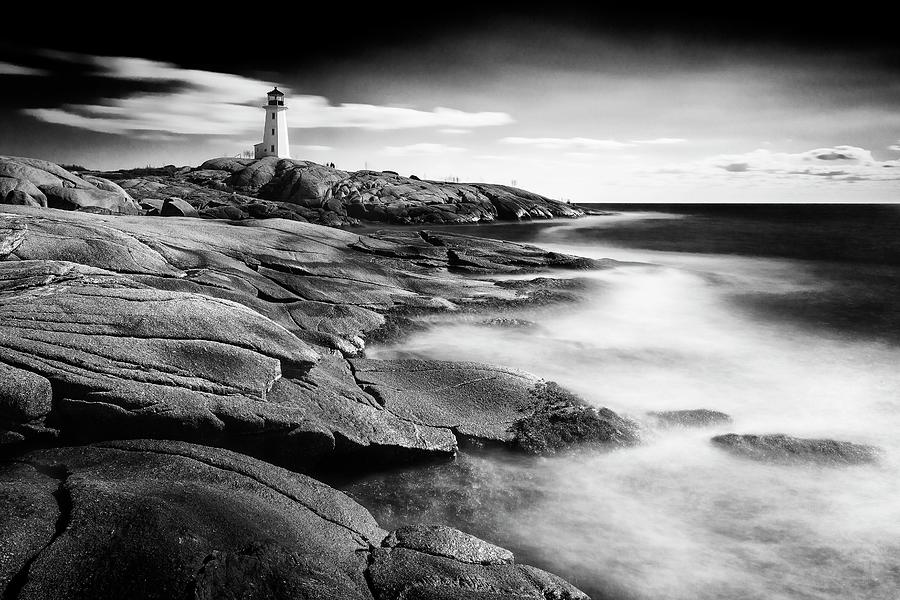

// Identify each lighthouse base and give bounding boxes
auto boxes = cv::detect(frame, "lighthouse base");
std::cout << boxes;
[254,142,290,160]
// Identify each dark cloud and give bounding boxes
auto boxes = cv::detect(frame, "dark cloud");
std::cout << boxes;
[815,151,855,161]
[1,3,898,76]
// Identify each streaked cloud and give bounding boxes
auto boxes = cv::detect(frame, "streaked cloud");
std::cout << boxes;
[292,144,333,152]
[22,55,513,137]
[381,143,466,157]
[631,137,687,145]
[290,101,511,131]
[501,136,633,151]
[890,141,900,152]
[439,128,472,134]
[656,145,900,183]
[500,136,687,152]
[0,61,47,77]
[133,132,183,142]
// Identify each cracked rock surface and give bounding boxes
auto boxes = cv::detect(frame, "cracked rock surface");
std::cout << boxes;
[0,440,588,600]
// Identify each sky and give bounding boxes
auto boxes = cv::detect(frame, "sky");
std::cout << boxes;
[1,5,899,203]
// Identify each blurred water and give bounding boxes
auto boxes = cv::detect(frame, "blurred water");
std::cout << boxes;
[346,210,900,600]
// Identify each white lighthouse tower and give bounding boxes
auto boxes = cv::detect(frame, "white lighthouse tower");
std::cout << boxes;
[254,87,291,159]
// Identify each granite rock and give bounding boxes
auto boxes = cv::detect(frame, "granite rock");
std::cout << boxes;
[711,433,880,465]
[0,440,588,600]
[1,207,625,469]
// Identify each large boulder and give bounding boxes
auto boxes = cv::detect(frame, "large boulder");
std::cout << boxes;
[0,176,47,207]
[0,440,588,600]
[711,433,880,465]
[2,189,42,208]
[39,185,141,214]
[80,175,133,199]
[0,361,53,443]
[160,197,199,217]
[0,157,140,215]
[0,156,91,189]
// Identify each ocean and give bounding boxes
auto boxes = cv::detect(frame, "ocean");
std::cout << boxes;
[344,205,900,600]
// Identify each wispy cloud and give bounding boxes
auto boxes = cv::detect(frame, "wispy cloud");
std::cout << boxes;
[890,141,900,152]
[500,136,633,151]
[22,55,513,137]
[292,144,333,152]
[133,132,183,142]
[439,128,472,135]
[631,137,687,145]
[0,61,48,77]
[291,101,511,130]
[655,145,900,184]
[500,136,687,151]
[381,143,466,157]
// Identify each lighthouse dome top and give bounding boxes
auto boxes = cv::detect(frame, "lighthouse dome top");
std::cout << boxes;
[266,87,285,107]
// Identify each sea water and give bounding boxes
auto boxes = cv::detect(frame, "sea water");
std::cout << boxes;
[344,205,900,600]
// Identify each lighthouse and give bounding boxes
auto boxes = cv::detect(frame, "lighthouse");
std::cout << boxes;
[254,87,291,159]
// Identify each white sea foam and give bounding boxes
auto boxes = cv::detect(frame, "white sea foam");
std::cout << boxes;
[362,221,900,600]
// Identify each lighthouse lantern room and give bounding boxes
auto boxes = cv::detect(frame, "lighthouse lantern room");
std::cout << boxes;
[254,87,291,159]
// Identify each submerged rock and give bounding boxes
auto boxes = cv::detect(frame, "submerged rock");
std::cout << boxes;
[711,433,880,465]
[479,317,538,329]
[651,409,732,428]
[512,382,639,454]
[0,440,586,600]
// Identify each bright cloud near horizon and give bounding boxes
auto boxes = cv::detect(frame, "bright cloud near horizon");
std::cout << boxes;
[1,28,899,203]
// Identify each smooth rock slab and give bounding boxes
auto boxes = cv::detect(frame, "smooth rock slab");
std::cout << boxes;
[368,547,588,600]
[0,259,321,446]
[39,185,140,215]
[384,525,514,565]
[0,208,627,466]
[351,359,638,453]
[711,433,880,465]
[0,260,455,470]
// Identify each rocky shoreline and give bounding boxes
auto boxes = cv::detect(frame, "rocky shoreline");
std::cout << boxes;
[0,158,883,599]
[1,155,584,227]
[0,196,626,599]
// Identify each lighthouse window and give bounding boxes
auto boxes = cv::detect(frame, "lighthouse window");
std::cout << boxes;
[271,145,274,152]
[271,128,275,135]
[272,114,275,120]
